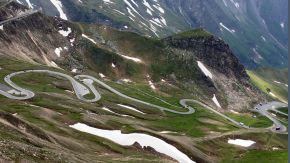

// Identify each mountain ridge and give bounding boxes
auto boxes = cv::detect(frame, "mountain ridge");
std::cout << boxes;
[8,0,288,68]
[0,1,266,111]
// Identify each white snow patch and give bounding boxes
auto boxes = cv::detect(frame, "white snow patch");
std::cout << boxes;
[148,81,156,90]
[50,61,59,68]
[127,7,136,18]
[112,63,116,68]
[148,23,159,37]
[230,0,239,8]
[70,123,195,163]
[130,0,139,7]
[101,107,134,118]
[219,23,235,33]
[222,0,228,7]
[54,47,63,57]
[274,81,288,87]
[271,113,277,117]
[58,27,72,37]
[99,73,106,78]
[82,34,97,44]
[280,22,285,28]
[274,81,282,84]
[25,0,34,8]
[228,139,255,147]
[16,0,24,5]
[150,18,163,27]
[113,9,125,15]
[129,16,135,21]
[261,36,266,42]
[49,0,68,20]
[272,147,279,150]
[153,5,165,14]
[252,48,263,60]
[120,79,132,83]
[101,107,116,114]
[197,61,213,79]
[124,0,143,18]
[0,25,3,31]
[71,69,77,73]
[143,0,154,11]
[212,94,221,108]
[70,38,75,46]
[160,17,167,26]
[230,110,240,114]
[103,0,113,4]
[269,92,277,98]
[146,8,153,15]
[117,104,145,114]
[159,131,178,134]
[119,54,142,63]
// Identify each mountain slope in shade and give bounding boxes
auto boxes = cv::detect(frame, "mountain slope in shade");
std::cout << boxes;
[10,0,288,68]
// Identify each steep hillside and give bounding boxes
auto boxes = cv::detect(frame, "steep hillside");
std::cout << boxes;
[0,2,266,111]
[247,68,288,103]
[0,2,287,163]
[9,0,288,68]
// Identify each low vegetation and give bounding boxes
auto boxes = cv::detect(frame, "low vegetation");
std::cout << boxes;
[247,70,288,103]
[0,58,287,162]
[225,112,273,128]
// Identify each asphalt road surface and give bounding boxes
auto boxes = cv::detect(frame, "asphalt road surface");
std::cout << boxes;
[0,70,287,133]
[253,101,288,133]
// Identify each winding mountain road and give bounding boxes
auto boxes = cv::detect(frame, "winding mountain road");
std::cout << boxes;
[0,70,287,133]
[76,75,195,115]
[253,101,288,132]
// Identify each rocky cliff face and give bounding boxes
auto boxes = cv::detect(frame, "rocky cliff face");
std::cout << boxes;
[164,31,249,83]
[163,29,265,110]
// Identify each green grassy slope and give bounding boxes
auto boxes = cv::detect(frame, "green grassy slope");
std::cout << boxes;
[225,112,272,128]
[197,132,288,163]
[0,57,286,162]
[247,70,288,103]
